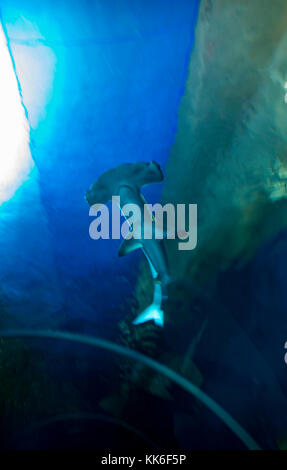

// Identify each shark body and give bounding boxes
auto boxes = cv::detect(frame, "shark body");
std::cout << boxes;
[86,161,171,327]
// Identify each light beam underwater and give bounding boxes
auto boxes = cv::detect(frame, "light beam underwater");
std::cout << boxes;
[0,18,33,204]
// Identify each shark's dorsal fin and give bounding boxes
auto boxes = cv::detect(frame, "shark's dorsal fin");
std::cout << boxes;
[118,238,142,257]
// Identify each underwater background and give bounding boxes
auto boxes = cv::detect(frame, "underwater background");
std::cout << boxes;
[0,0,287,450]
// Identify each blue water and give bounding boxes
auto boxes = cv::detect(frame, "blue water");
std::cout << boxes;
[0,0,286,452]
[0,0,199,331]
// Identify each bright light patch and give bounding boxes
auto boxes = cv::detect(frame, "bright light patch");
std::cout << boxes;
[133,304,164,327]
[0,22,33,204]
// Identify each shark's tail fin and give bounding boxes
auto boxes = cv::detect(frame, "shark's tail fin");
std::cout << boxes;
[132,281,164,327]
[132,304,164,327]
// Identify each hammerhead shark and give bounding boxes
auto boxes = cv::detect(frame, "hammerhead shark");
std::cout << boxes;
[86,161,171,327]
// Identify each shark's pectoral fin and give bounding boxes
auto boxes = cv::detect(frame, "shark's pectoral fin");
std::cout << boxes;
[118,237,142,257]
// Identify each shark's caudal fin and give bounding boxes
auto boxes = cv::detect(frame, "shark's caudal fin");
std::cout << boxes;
[133,282,164,327]
[133,304,164,327]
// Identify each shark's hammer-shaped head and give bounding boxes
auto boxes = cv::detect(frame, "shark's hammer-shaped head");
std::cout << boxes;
[86,161,163,206]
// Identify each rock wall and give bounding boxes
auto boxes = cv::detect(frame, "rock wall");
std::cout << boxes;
[162,0,287,287]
